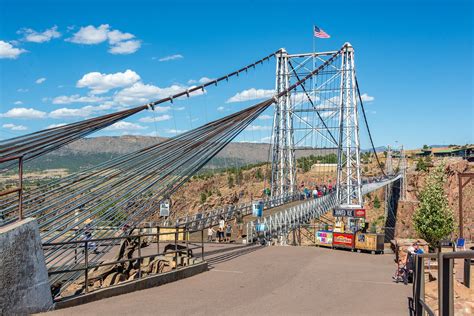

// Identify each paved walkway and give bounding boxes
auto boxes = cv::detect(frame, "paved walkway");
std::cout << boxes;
[44,245,410,316]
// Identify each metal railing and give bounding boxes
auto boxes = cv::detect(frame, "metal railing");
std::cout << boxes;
[43,225,205,301]
[246,193,337,244]
[0,155,24,221]
[413,250,473,316]
[164,192,301,231]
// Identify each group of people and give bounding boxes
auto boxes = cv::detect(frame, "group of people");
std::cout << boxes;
[207,212,244,243]
[300,181,333,200]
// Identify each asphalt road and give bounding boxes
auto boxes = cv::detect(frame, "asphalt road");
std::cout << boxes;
[44,245,411,316]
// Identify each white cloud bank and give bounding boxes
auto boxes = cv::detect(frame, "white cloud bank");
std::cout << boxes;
[2,123,27,131]
[226,88,274,103]
[67,24,141,54]
[77,69,140,94]
[0,40,27,59]
[18,26,61,43]
[35,77,46,84]
[0,107,47,119]
[105,121,147,131]
[139,114,172,123]
[52,94,108,105]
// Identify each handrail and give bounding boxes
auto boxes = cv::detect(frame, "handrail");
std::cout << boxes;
[413,250,474,316]
[45,225,205,300]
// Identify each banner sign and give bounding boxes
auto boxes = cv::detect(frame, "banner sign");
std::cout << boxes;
[332,232,354,248]
[333,208,366,218]
[315,231,333,246]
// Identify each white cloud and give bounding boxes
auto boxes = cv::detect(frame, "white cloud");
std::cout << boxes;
[217,106,225,111]
[260,136,272,143]
[107,29,134,44]
[67,24,110,44]
[77,69,140,94]
[0,107,47,119]
[361,93,375,102]
[0,40,27,59]
[258,114,272,120]
[165,128,187,134]
[108,40,141,55]
[35,77,46,84]
[46,123,67,129]
[246,125,272,131]
[226,88,275,103]
[139,114,172,123]
[49,103,113,118]
[14,101,23,105]
[52,94,108,104]
[17,88,28,93]
[114,82,203,106]
[158,54,183,62]
[2,123,27,131]
[18,26,61,43]
[188,77,214,85]
[105,121,147,131]
[67,24,141,54]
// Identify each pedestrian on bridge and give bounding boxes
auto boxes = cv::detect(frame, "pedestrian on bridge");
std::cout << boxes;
[207,227,215,242]
[225,223,233,242]
[218,216,225,242]
[234,211,244,239]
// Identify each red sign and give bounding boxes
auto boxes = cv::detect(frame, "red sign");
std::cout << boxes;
[332,232,354,248]
[354,209,366,218]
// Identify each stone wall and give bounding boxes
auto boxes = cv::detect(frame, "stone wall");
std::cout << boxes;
[0,218,53,314]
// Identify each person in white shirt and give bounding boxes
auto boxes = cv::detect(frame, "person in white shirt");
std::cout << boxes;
[207,227,215,242]
[218,216,225,242]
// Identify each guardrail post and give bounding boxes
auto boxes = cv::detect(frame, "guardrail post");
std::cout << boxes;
[137,235,142,278]
[464,258,471,288]
[174,226,178,269]
[201,228,204,261]
[84,241,89,293]
[156,225,160,254]
[185,224,189,265]
[18,156,24,220]
[438,253,454,316]
[414,255,425,315]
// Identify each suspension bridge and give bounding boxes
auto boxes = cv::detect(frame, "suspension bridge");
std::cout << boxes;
[0,42,408,314]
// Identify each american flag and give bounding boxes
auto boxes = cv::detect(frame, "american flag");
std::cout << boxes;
[314,25,330,38]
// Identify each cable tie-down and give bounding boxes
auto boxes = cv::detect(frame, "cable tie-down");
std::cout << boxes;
[147,103,155,111]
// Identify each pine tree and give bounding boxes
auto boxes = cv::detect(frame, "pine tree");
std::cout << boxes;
[412,164,454,248]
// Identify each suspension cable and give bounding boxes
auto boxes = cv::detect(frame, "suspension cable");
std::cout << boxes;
[355,75,387,177]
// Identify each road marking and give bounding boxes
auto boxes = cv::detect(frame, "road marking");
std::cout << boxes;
[210,269,244,274]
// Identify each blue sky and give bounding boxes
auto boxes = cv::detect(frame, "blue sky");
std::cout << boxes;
[0,0,472,149]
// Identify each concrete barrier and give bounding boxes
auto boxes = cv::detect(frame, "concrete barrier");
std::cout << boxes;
[0,218,54,314]
[56,261,208,309]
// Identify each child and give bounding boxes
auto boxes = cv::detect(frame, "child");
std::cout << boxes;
[225,223,233,242]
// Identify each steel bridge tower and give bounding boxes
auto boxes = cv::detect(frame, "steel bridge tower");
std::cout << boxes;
[270,49,296,197]
[270,44,363,209]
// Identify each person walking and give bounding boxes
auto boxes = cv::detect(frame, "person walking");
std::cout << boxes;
[218,216,225,242]
[207,227,215,242]
[234,211,244,239]
[225,223,233,242]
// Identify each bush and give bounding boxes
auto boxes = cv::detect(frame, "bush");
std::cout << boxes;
[416,158,428,172]
[373,195,381,209]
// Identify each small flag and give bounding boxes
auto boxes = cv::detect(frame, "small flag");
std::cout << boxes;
[314,25,330,38]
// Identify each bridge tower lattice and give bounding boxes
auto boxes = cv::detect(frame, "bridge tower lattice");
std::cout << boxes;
[270,44,363,209]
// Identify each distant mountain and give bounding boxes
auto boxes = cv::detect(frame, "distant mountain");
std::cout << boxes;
[25,135,336,172]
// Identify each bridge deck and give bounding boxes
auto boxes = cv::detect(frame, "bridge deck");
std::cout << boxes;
[43,245,410,316]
